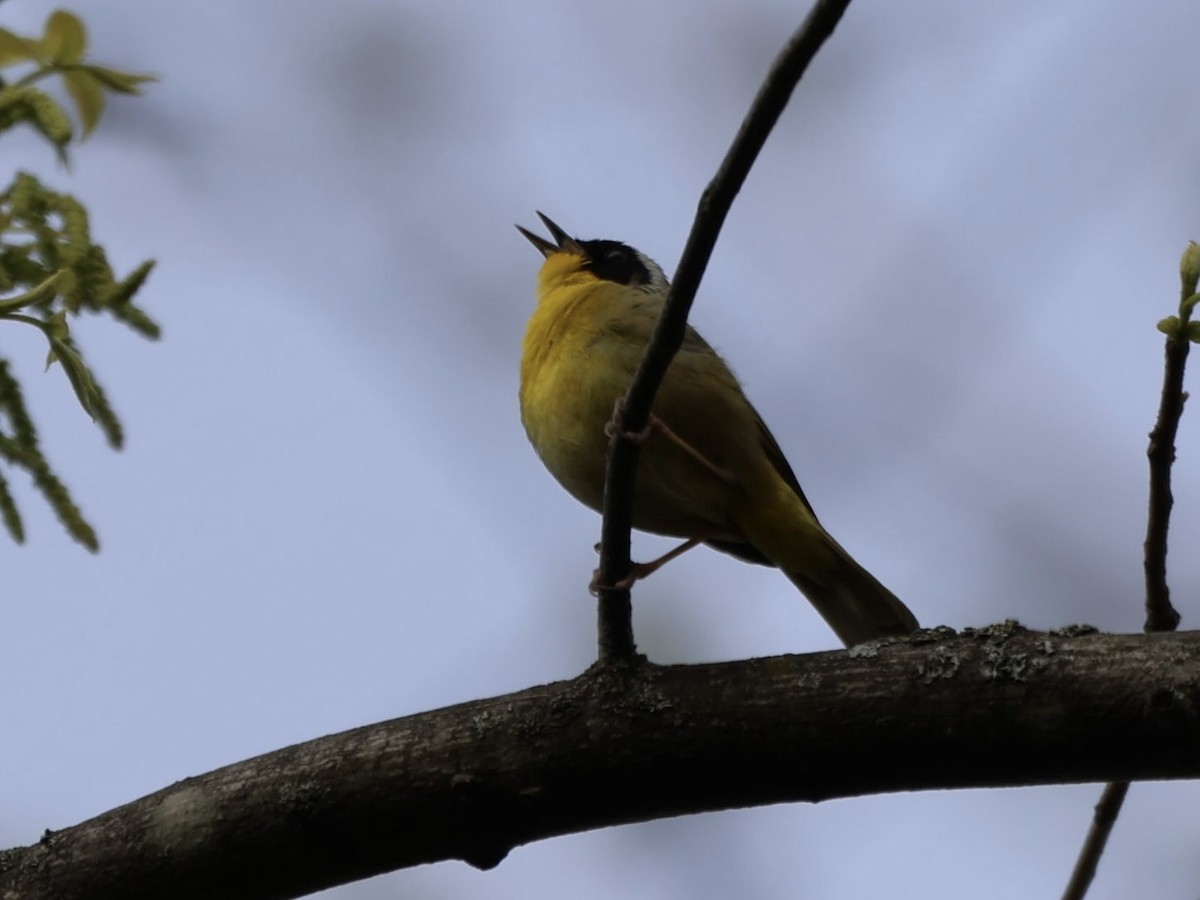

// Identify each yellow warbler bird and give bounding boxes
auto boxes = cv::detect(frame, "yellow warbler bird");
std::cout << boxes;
[517,213,918,646]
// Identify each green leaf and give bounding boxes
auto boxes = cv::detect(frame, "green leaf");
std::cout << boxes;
[1181,241,1200,295]
[43,309,69,342]
[46,335,98,419]
[0,271,62,313]
[1157,316,1180,336]
[62,68,104,137]
[1188,321,1200,344]
[1181,292,1200,315]
[41,9,87,65]
[0,27,35,67]
[83,372,122,449]
[85,65,156,95]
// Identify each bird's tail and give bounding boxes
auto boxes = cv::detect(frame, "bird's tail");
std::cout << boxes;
[735,489,918,646]
[780,529,919,647]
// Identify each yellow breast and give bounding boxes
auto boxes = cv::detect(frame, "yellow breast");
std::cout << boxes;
[519,258,650,512]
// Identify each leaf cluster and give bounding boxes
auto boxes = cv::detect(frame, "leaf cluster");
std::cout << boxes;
[0,9,154,153]
[1156,241,1200,342]
[0,9,157,550]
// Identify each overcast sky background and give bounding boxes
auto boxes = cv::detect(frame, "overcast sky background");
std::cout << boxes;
[4,1,1200,897]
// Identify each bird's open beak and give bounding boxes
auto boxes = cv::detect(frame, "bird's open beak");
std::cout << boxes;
[516,212,584,258]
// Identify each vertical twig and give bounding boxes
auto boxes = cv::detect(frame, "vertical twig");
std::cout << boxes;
[1062,241,1200,900]
[594,0,857,663]
[1142,245,1200,632]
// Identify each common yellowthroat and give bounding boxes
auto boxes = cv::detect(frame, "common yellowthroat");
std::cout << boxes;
[517,213,918,646]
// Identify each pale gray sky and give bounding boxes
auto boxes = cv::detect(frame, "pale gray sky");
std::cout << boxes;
[4,1,1200,898]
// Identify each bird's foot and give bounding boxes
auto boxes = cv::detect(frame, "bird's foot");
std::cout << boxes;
[590,537,704,593]
[605,397,738,487]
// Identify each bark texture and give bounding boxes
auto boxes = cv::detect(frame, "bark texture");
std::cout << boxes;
[3,625,1198,900]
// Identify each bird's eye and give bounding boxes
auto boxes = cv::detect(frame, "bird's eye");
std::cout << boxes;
[585,243,647,285]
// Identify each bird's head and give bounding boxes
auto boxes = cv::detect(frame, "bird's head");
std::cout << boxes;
[517,212,668,294]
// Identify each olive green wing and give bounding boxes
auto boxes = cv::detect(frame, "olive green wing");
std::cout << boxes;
[704,408,819,566]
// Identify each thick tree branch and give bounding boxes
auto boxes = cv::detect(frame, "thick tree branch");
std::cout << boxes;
[5,625,1200,900]
[596,0,856,661]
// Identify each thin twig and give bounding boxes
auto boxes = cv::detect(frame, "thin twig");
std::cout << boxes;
[1062,242,1200,900]
[594,0,857,663]
[1062,782,1130,900]
[1142,253,1198,632]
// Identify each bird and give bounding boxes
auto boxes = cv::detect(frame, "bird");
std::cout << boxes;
[516,212,918,647]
